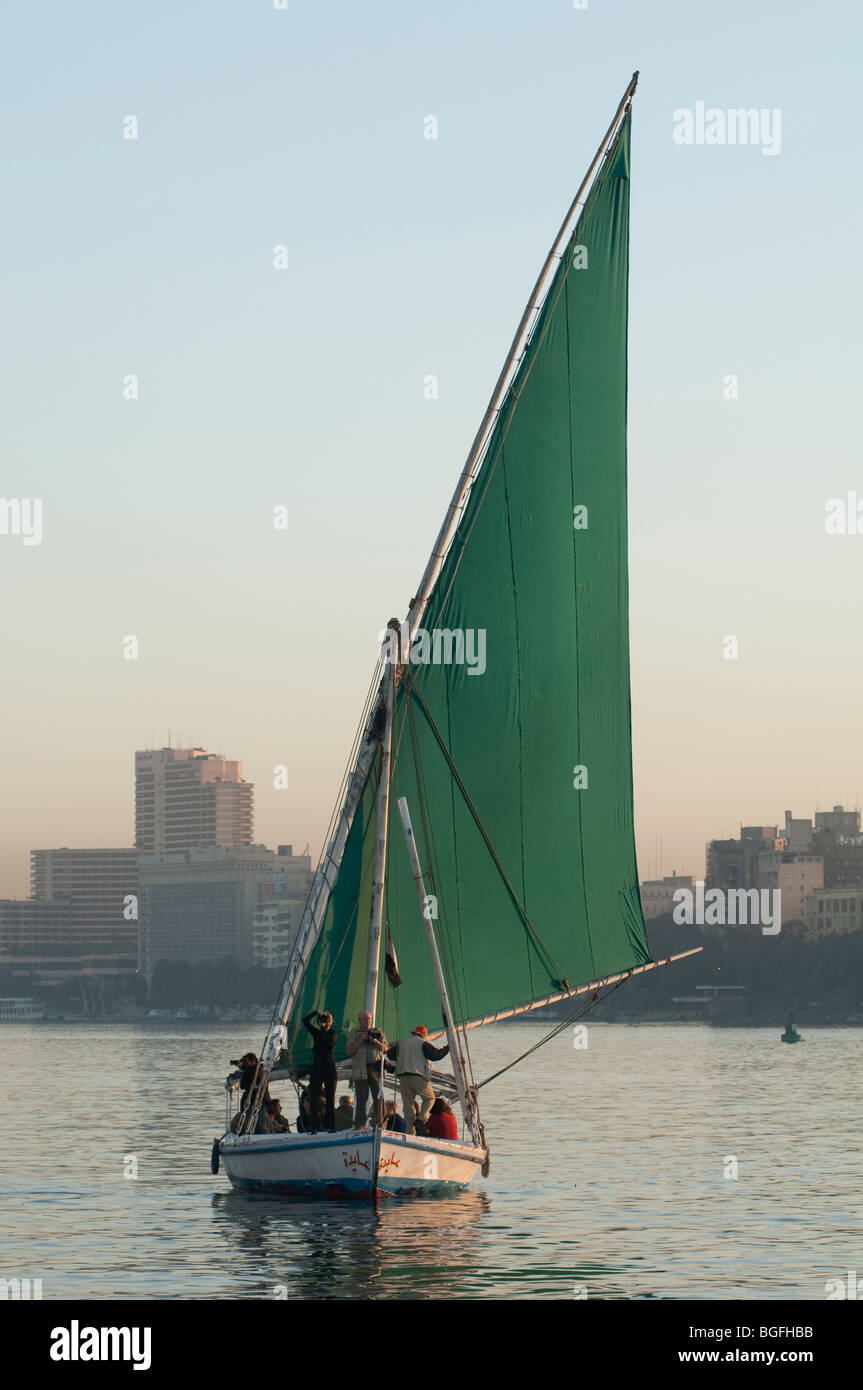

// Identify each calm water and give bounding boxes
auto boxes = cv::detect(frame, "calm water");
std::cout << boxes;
[2,1022,860,1300]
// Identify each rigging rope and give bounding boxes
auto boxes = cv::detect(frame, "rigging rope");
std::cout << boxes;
[400,667,570,990]
[476,978,627,1090]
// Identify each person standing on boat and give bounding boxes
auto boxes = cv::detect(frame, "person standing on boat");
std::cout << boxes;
[303,1009,337,1131]
[386,1025,449,1135]
[228,1051,270,1134]
[346,1010,387,1127]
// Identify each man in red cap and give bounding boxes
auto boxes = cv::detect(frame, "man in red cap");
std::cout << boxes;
[386,1025,450,1135]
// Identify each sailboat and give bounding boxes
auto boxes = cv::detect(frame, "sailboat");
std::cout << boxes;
[215,72,697,1198]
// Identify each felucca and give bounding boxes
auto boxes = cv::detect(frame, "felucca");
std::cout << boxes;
[215,72,697,1198]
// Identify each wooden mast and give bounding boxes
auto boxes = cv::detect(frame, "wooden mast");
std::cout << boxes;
[364,641,396,1022]
[397,796,483,1149]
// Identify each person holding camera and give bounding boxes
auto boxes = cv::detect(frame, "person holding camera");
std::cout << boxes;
[346,1010,387,1128]
[302,1009,337,1132]
[227,1052,271,1134]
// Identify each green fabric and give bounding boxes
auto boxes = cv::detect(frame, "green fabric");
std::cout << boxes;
[379,111,651,1040]
[288,112,651,1060]
[286,752,380,1070]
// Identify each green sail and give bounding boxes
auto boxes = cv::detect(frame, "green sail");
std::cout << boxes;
[377,111,651,1041]
[286,752,380,1070]
[286,110,650,1064]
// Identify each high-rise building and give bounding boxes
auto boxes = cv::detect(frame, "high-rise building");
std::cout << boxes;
[135,747,254,855]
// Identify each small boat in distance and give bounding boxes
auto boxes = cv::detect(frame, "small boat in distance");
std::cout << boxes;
[215,72,698,1199]
[0,997,46,1023]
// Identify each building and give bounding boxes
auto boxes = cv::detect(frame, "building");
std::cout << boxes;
[810,806,863,888]
[135,747,254,855]
[814,805,860,837]
[252,904,298,969]
[782,810,813,853]
[706,827,782,891]
[30,848,138,946]
[639,872,694,920]
[0,908,137,994]
[755,852,824,923]
[138,846,277,976]
[803,887,863,937]
[0,846,139,998]
[251,845,314,968]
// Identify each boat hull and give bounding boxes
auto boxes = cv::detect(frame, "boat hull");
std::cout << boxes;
[218,1127,484,1199]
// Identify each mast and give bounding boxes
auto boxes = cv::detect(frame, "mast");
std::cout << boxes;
[397,796,483,1149]
[364,640,396,1021]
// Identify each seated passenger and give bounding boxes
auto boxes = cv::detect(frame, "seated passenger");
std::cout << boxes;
[412,1101,428,1138]
[296,1091,314,1133]
[426,1097,458,1141]
[334,1095,355,1130]
[382,1100,404,1133]
[268,1098,291,1133]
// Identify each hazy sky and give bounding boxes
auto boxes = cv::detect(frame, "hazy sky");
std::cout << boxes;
[1,1,861,897]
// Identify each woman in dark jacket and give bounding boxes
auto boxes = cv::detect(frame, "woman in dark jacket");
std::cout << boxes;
[303,1010,337,1131]
[296,1091,314,1133]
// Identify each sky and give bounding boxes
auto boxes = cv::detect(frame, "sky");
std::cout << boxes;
[1,0,861,896]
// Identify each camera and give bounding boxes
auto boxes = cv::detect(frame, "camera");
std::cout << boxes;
[367,1028,383,1042]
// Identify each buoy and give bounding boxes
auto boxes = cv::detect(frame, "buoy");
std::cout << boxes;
[210,1138,221,1174]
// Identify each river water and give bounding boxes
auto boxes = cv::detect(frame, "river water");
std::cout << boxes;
[2,1022,858,1300]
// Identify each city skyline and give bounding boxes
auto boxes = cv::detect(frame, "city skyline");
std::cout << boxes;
[1,730,858,900]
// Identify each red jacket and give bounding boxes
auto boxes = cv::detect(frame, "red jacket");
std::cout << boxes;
[426,1111,458,1140]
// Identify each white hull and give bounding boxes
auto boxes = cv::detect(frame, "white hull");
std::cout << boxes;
[218,1127,485,1199]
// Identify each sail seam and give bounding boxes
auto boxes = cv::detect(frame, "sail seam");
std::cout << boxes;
[565,275,598,982]
[500,442,535,999]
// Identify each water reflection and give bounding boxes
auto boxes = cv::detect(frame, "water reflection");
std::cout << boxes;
[211,1190,490,1299]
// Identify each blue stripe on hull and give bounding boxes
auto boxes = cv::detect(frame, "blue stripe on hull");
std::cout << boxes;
[228,1175,373,1197]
